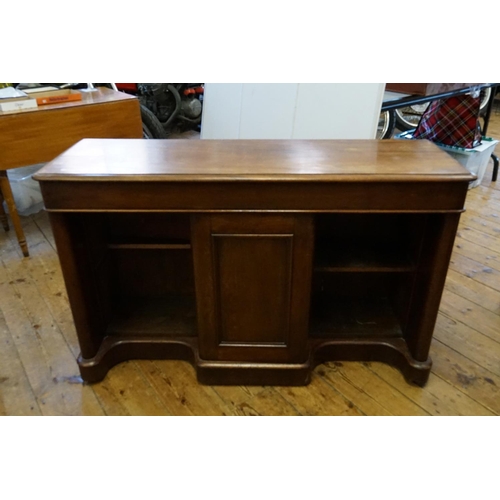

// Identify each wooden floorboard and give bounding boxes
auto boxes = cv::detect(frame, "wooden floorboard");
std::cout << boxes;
[0,224,105,416]
[1,111,499,416]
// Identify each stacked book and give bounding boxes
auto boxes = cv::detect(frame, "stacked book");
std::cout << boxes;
[0,87,38,112]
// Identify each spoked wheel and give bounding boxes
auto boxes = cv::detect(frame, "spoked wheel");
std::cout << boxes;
[395,102,430,131]
[479,86,493,116]
[140,104,168,139]
[395,87,493,132]
[377,109,396,139]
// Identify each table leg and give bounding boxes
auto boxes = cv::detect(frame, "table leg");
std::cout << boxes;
[0,171,29,257]
[0,186,9,231]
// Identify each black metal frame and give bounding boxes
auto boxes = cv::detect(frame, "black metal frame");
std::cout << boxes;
[382,83,499,182]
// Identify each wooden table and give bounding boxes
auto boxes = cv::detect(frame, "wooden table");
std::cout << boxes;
[0,88,142,256]
[34,139,474,386]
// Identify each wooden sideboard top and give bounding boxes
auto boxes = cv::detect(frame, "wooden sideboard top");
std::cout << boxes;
[34,138,474,183]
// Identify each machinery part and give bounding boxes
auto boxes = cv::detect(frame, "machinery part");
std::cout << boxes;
[138,84,182,130]
[140,104,167,139]
[163,84,182,128]
[180,96,202,119]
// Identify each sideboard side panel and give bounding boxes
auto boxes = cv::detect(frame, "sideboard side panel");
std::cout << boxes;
[48,213,108,358]
[404,212,462,361]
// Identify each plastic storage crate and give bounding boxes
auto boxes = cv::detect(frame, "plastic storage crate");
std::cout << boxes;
[396,132,498,188]
[436,138,498,188]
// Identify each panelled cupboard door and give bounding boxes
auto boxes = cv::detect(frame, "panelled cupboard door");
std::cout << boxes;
[192,214,314,363]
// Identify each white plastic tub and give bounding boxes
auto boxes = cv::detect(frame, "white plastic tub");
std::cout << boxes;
[395,132,498,189]
[436,137,498,188]
[5,164,45,216]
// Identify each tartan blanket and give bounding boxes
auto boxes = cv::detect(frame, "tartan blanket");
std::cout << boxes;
[413,94,482,149]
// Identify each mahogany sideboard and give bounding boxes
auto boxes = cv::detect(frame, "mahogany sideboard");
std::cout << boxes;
[34,138,474,386]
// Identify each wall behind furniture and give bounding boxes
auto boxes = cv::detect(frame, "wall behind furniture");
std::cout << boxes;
[201,83,385,139]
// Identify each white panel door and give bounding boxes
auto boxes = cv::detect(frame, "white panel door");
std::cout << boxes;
[292,83,385,139]
[201,83,243,139]
[239,83,299,139]
[201,83,385,140]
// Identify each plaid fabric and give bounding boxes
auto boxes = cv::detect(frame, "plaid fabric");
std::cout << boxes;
[413,94,482,149]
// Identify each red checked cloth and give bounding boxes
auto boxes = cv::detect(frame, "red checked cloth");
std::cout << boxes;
[413,94,482,149]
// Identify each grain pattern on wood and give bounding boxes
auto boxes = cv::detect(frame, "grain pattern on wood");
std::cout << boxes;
[275,373,365,416]
[48,213,107,358]
[324,362,430,416]
[32,211,57,251]
[233,388,301,416]
[405,213,462,361]
[314,364,392,416]
[211,384,269,408]
[439,289,500,343]
[434,313,500,376]
[458,209,500,237]
[452,237,500,275]
[38,180,470,212]
[137,360,234,416]
[0,89,142,170]
[193,214,313,363]
[0,303,41,415]
[92,362,171,416]
[34,138,473,181]
[368,363,494,416]
[445,269,500,315]
[0,88,141,258]
[456,225,500,254]
[449,252,500,292]
[0,227,104,415]
[4,111,500,414]
[1,191,500,414]
[430,339,500,415]
[9,213,81,355]
[35,138,470,386]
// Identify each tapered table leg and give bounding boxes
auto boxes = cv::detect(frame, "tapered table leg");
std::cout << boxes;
[0,171,29,257]
[0,186,9,231]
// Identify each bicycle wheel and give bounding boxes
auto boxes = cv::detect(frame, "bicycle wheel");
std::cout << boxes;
[395,103,429,131]
[376,110,396,139]
[395,87,493,131]
[479,87,492,116]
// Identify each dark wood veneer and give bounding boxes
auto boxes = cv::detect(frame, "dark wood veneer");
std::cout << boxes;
[35,139,474,386]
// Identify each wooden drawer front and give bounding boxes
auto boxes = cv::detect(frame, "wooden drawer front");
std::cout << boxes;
[193,214,313,363]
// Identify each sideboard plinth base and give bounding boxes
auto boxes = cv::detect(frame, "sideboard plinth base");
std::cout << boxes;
[78,336,431,387]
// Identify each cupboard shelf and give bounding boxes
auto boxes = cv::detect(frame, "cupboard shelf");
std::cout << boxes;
[313,245,415,273]
[107,239,191,250]
[107,295,197,337]
[309,295,403,338]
